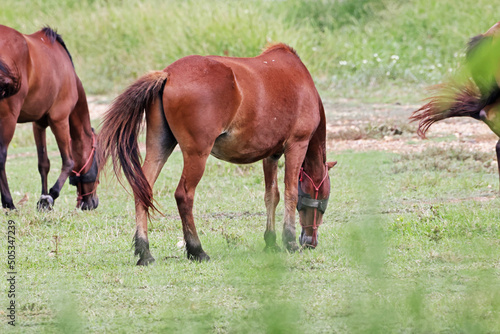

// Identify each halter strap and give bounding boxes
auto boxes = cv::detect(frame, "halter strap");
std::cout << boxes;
[72,132,96,177]
[76,182,98,206]
[70,132,98,206]
[297,164,329,248]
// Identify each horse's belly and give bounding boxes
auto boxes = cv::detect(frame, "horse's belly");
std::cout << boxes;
[211,132,283,164]
[18,103,52,123]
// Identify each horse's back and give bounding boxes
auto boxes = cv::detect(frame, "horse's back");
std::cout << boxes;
[213,44,320,122]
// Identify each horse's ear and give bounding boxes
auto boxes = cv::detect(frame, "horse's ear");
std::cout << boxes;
[326,161,337,170]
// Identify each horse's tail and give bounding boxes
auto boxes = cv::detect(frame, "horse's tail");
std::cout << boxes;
[0,59,20,100]
[97,71,169,212]
[410,81,483,138]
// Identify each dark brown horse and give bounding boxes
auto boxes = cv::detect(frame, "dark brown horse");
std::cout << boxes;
[99,44,336,265]
[0,25,99,210]
[411,22,500,188]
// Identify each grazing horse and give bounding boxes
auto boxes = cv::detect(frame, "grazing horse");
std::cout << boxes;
[0,25,99,210]
[98,43,336,265]
[411,22,500,189]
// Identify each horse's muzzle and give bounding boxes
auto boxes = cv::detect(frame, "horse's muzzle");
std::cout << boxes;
[80,196,99,210]
[299,229,318,248]
[480,109,488,121]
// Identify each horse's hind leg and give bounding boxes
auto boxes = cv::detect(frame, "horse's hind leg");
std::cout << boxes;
[135,100,177,265]
[175,150,211,262]
[33,119,51,210]
[263,156,281,251]
[0,115,17,210]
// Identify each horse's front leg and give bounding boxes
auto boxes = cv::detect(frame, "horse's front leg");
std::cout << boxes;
[38,117,74,210]
[175,151,211,262]
[263,156,280,251]
[282,142,308,252]
[0,115,17,210]
[33,120,51,210]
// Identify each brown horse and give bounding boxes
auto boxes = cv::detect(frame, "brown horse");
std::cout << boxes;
[411,22,500,188]
[98,43,336,265]
[0,25,99,210]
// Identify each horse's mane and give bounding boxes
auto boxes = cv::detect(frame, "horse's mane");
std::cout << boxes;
[41,26,74,67]
[465,33,500,105]
[262,43,299,58]
[466,34,490,59]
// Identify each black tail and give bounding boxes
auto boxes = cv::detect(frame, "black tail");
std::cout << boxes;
[0,59,20,100]
[97,71,169,213]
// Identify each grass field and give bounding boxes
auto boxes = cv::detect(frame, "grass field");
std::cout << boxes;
[2,0,500,333]
[2,115,500,333]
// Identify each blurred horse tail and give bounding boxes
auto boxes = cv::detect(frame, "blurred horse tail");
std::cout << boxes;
[411,21,500,138]
[0,59,20,99]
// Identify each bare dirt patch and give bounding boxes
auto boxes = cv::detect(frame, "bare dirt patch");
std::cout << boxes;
[322,99,498,155]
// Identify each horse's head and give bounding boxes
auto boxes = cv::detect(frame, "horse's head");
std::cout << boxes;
[70,130,99,210]
[297,161,336,248]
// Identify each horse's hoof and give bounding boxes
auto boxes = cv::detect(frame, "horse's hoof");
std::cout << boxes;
[136,256,155,266]
[37,195,54,211]
[3,202,16,213]
[188,252,210,262]
[285,242,300,253]
[264,244,281,253]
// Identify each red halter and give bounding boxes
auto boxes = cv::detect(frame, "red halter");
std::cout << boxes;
[298,165,329,248]
[71,133,98,206]
[72,132,96,177]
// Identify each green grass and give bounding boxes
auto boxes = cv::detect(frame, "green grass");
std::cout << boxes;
[1,0,498,101]
[2,135,500,333]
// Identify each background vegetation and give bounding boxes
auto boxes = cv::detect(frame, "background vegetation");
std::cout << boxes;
[1,0,498,101]
[2,0,500,333]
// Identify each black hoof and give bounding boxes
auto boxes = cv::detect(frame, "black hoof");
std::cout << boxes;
[285,241,300,253]
[188,252,210,262]
[2,202,16,212]
[136,256,155,266]
[37,195,54,211]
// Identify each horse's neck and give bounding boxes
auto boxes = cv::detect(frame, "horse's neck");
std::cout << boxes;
[69,84,93,151]
[303,126,326,181]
